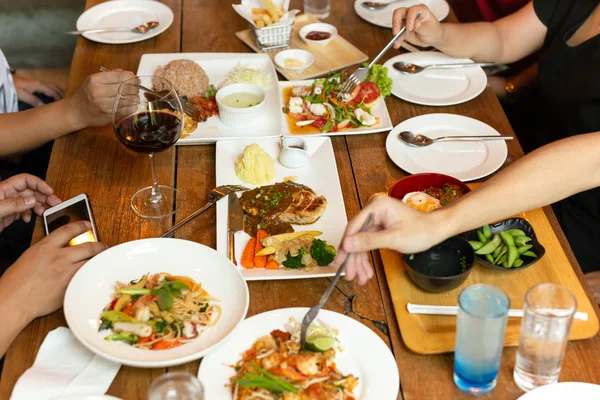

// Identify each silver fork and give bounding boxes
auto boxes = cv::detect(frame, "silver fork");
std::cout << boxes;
[99,66,200,121]
[299,214,374,349]
[338,11,421,100]
[160,185,248,238]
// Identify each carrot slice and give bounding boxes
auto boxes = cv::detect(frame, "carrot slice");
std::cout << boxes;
[265,256,280,270]
[254,229,268,268]
[122,301,134,316]
[242,238,256,269]
[151,339,183,350]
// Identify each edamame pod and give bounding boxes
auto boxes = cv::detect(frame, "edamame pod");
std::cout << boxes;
[522,251,537,258]
[500,231,519,268]
[497,253,508,265]
[482,224,492,240]
[501,260,509,268]
[517,244,533,254]
[476,233,502,255]
[513,259,524,268]
[477,230,488,243]
[505,229,526,237]
[492,243,505,259]
[494,246,508,264]
[515,236,532,246]
[485,254,494,263]
[469,241,484,251]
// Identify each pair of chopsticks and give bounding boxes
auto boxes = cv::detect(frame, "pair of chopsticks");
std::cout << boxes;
[407,303,589,321]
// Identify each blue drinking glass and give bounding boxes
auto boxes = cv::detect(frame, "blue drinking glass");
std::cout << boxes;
[453,284,510,396]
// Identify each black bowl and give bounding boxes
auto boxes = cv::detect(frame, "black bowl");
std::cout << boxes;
[463,218,546,271]
[404,236,475,293]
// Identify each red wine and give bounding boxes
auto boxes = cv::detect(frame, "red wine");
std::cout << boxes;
[115,111,182,153]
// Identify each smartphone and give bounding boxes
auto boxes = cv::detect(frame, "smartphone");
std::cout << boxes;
[43,193,98,246]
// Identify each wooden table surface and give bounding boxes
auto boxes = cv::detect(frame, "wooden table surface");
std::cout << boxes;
[2,1,600,399]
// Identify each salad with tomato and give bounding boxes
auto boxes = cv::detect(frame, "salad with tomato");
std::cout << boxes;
[282,65,392,134]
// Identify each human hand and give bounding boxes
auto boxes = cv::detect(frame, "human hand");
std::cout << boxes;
[0,173,61,231]
[585,271,600,304]
[12,75,65,107]
[392,5,444,49]
[0,221,107,321]
[333,195,450,285]
[70,69,136,128]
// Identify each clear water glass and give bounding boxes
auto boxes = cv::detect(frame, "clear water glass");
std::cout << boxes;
[304,0,330,18]
[513,283,576,392]
[147,372,204,400]
[454,284,510,396]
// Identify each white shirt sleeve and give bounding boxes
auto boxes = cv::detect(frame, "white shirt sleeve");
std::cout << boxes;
[0,49,18,114]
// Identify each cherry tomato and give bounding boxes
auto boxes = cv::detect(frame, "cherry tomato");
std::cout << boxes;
[354,82,380,104]
[311,118,327,129]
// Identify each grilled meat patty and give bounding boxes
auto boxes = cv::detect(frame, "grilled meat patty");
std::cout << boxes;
[240,182,327,227]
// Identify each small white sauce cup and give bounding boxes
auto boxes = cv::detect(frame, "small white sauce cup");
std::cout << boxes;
[274,49,314,74]
[215,83,265,129]
[299,23,337,47]
[279,137,309,169]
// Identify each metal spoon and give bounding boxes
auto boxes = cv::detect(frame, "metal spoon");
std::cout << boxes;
[399,130,513,147]
[393,61,495,74]
[66,21,159,35]
[361,0,406,11]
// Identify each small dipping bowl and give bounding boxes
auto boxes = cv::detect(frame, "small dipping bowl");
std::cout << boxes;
[299,23,338,47]
[404,236,475,293]
[215,83,265,129]
[279,137,309,169]
[274,49,314,74]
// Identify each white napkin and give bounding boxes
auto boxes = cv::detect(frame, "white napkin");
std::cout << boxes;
[10,327,121,400]
[233,0,297,28]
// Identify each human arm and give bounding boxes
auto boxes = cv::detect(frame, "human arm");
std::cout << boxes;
[336,132,600,284]
[391,2,547,64]
[488,62,539,99]
[0,70,135,157]
[12,74,65,107]
[0,221,107,357]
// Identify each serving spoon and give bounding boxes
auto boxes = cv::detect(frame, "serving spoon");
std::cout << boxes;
[393,61,495,74]
[399,130,513,147]
[66,21,159,35]
[361,0,406,11]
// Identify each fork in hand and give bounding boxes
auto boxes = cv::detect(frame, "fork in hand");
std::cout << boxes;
[338,11,421,100]
[99,66,200,121]
[299,214,375,349]
[160,185,248,238]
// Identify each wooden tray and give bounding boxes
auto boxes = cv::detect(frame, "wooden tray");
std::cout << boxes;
[236,14,368,80]
[382,204,600,355]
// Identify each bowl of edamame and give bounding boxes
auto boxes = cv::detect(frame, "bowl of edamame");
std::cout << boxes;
[464,218,546,271]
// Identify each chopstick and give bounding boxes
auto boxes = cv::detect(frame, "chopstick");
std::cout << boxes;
[407,303,588,322]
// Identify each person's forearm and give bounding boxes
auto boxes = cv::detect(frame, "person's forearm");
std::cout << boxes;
[438,132,600,237]
[0,96,85,157]
[0,280,33,357]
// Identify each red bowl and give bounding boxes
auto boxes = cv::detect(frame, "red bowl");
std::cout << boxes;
[388,173,471,201]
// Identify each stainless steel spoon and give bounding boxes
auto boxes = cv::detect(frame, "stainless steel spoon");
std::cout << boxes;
[399,130,513,147]
[66,21,159,35]
[393,61,495,74]
[361,0,405,11]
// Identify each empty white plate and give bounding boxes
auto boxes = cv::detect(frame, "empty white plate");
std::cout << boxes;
[383,52,488,106]
[354,0,450,29]
[518,382,600,399]
[76,0,174,44]
[386,114,508,181]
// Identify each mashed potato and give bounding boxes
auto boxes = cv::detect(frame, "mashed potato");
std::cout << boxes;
[235,144,276,185]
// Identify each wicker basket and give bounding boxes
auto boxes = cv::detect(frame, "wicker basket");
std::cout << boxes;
[250,18,294,51]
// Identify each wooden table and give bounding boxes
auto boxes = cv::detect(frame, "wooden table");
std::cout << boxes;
[2,1,600,399]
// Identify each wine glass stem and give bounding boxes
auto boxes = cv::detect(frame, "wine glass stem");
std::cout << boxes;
[148,153,164,205]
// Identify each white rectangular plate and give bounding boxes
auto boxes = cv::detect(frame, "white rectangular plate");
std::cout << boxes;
[216,137,348,280]
[278,80,393,137]
[137,53,282,145]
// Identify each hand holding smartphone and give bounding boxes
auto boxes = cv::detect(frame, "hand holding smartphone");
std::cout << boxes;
[43,194,98,246]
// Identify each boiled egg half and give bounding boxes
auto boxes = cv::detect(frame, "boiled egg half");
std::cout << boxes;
[402,191,442,212]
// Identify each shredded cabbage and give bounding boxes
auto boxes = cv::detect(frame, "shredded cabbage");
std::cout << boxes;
[225,65,273,89]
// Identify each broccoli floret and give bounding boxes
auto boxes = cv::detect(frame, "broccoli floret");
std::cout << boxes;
[282,249,305,269]
[310,239,337,266]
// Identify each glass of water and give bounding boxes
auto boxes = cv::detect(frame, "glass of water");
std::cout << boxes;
[513,283,577,392]
[147,372,204,400]
[454,284,510,396]
[304,0,330,18]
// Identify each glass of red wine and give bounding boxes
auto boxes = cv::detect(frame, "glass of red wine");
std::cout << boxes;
[112,76,184,219]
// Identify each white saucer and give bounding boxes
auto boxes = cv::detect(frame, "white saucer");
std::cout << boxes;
[76,0,174,44]
[354,0,450,29]
[386,114,508,182]
[518,382,600,399]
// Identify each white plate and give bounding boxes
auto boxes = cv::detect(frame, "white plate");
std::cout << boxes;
[383,52,488,106]
[215,137,348,280]
[137,53,282,145]
[64,239,249,368]
[76,0,173,44]
[518,382,600,399]
[57,396,122,400]
[354,0,450,29]
[278,80,393,137]
[198,308,400,400]
[385,114,508,181]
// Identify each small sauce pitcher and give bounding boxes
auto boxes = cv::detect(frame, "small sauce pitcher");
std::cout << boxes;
[279,137,309,169]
